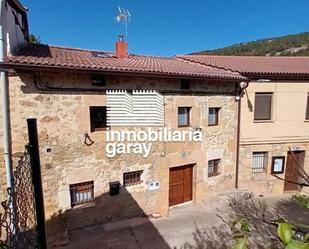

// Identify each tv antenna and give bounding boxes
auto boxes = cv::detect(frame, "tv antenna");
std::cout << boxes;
[115,6,131,39]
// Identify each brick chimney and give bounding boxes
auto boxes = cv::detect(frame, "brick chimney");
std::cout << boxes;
[116,36,128,59]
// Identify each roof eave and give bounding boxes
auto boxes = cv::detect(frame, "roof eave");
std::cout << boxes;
[244,73,309,81]
[0,62,247,82]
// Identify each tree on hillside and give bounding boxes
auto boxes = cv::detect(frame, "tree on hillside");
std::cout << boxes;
[29,34,41,44]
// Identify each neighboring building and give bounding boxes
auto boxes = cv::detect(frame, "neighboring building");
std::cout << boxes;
[178,55,309,195]
[0,0,29,199]
[1,0,29,55]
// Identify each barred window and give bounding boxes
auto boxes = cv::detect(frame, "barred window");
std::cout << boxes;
[208,159,220,178]
[69,181,94,207]
[251,152,268,173]
[123,170,143,186]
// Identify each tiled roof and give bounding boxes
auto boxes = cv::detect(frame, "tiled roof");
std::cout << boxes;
[2,44,246,81]
[177,55,309,77]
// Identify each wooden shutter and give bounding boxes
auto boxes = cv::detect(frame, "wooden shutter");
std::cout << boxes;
[306,93,309,119]
[254,93,272,120]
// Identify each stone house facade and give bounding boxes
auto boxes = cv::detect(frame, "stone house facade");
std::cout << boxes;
[1,1,309,241]
[0,43,247,228]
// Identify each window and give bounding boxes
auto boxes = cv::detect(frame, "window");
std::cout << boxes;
[91,74,106,86]
[123,170,143,186]
[208,108,220,126]
[90,106,108,132]
[251,152,268,173]
[69,181,94,207]
[180,79,190,90]
[208,159,220,177]
[178,107,191,127]
[306,93,309,120]
[254,93,272,120]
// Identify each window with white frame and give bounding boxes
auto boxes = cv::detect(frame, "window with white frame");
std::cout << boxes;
[251,152,268,173]
[208,108,220,126]
[178,107,191,127]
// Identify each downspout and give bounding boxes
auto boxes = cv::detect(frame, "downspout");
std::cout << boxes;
[0,0,13,189]
[235,82,249,189]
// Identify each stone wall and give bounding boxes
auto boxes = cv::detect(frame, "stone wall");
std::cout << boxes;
[0,71,238,229]
[239,143,309,194]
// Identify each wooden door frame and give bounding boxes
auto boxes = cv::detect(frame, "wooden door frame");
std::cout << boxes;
[168,163,196,207]
[284,150,305,192]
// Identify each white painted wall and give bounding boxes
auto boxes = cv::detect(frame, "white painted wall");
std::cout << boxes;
[240,81,309,144]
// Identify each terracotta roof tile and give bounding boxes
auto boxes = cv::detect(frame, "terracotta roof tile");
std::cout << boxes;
[2,44,246,81]
[177,55,309,76]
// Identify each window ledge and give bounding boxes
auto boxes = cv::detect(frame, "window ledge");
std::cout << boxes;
[91,127,110,132]
[72,201,95,210]
[124,181,143,187]
[251,171,267,174]
[253,120,274,123]
[304,119,309,122]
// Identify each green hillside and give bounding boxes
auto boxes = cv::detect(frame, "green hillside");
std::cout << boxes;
[193,32,309,56]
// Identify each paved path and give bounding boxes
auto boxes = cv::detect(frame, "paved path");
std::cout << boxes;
[54,192,306,249]
[57,193,230,249]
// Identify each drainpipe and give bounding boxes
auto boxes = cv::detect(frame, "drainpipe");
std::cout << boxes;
[0,0,13,189]
[235,82,249,189]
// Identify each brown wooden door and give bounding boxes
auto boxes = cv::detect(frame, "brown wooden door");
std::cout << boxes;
[169,165,193,206]
[284,151,304,192]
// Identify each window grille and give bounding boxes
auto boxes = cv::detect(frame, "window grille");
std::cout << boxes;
[208,159,220,177]
[69,181,94,207]
[251,152,268,173]
[123,170,143,186]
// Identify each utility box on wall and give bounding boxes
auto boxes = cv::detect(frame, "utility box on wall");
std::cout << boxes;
[148,181,160,191]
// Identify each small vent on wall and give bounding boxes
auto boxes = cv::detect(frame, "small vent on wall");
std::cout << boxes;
[91,74,106,87]
[180,79,190,90]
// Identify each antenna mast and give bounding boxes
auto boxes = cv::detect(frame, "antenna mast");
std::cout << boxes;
[115,6,131,39]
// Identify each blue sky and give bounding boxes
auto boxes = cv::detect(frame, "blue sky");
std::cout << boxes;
[22,0,309,56]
